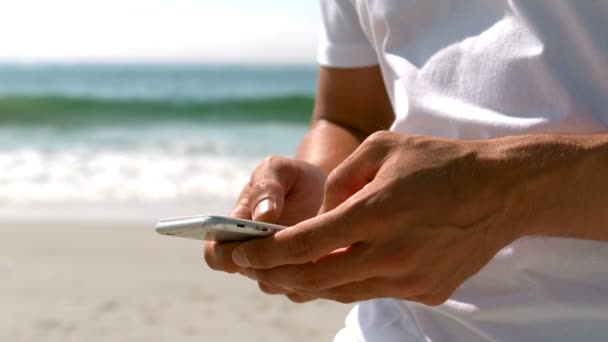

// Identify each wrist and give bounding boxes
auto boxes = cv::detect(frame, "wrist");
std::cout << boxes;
[486,134,608,239]
[295,120,362,175]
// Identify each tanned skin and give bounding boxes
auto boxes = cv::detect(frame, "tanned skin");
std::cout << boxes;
[205,66,608,305]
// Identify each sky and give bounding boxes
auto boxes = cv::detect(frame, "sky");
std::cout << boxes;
[0,0,320,64]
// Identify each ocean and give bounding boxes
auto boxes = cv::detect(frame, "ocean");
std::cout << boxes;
[0,64,317,221]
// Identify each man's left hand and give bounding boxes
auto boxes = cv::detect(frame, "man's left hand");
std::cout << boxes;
[230,131,528,305]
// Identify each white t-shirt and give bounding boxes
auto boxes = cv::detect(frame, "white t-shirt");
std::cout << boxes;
[318,1,608,341]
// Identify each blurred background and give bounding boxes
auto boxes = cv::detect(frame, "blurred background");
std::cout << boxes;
[0,0,319,221]
[0,1,350,341]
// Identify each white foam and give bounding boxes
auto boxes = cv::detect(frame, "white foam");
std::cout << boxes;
[0,148,256,203]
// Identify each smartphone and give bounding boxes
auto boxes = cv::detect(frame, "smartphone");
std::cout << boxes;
[155,215,286,242]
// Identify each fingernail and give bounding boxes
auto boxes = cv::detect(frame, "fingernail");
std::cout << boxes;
[232,248,250,267]
[253,198,274,219]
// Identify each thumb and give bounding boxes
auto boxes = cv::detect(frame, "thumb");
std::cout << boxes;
[249,181,285,223]
[253,197,283,223]
[248,158,300,223]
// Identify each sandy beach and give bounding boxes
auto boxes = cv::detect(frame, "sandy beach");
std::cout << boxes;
[0,63,344,341]
[1,221,351,342]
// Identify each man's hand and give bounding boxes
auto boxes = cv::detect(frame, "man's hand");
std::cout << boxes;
[204,156,326,303]
[229,156,326,225]
[230,131,526,306]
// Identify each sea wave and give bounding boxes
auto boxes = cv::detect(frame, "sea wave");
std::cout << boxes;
[0,65,312,217]
[0,148,256,203]
[0,121,306,204]
[0,94,314,125]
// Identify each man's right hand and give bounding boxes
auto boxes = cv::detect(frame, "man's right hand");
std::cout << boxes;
[204,155,326,302]
[204,65,394,303]
[230,156,326,226]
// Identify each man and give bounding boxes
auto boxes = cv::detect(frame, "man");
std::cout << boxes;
[206,0,608,340]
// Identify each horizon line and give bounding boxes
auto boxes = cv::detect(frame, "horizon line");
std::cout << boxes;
[0,59,318,67]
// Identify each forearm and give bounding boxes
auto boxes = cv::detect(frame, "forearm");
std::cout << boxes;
[295,66,394,175]
[496,133,608,240]
[295,119,366,175]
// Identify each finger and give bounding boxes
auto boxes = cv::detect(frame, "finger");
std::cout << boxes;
[257,282,317,302]
[320,137,386,214]
[258,282,290,295]
[231,183,253,219]
[286,292,317,304]
[251,244,374,291]
[232,204,367,269]
[300,273,430,304]
[204,241,242,273]
[248,157,301,223]
[299,277,398,304]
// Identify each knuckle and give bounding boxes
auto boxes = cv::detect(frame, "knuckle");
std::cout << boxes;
[258,282,283,295]
[336,297,357,304]
[324,173,350,208]
[262,155,283,167]
[223,268,239,274]
[286,293,311,304]
[365,130,393,146]
[258,282,272,294]
[325,169,343,194]
[251,156,287,185]
[362,130,399,157]
[249,180,282,200]
[261,155,292,175]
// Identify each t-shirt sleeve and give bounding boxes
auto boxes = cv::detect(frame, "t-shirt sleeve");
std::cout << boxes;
[317,0,378,67]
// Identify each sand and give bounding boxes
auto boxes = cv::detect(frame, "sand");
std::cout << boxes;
[0,222,351,342]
